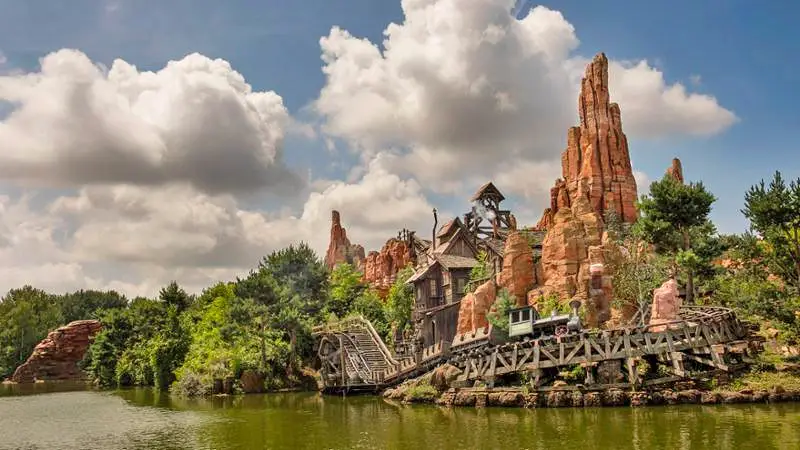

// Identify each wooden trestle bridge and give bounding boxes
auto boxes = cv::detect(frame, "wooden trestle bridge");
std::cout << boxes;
[312,305,762,394]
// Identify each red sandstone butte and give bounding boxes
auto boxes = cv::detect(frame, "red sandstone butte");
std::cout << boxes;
[324,210,366,271]
[10,320,102,383]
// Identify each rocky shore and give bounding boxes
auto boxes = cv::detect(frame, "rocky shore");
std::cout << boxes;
[382,362,800,409]
[384,385,800,408]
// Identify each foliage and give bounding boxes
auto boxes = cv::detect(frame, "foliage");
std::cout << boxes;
[384,264,416,336]
[405,383,439,402]
[636,175,718,302]
[159,281,193,313]
[535,294,571,318]
[742,171,800,287]
[327,263,367,319]
[467,251,491,293]
[487,289,516,332]
[0,286,128,379]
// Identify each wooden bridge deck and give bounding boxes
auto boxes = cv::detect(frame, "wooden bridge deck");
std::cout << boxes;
[313,306,761,394]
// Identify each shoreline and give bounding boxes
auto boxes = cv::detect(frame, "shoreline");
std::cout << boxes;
[384,385,800,408]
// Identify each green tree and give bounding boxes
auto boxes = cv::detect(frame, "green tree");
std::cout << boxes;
[743,171,800,287]
[0,286,62,378]
[384,264,415,335]
[327,263,367,319]
[487,289,515,332]
[57,289,128,323]
[636,175,717,303]
[235,243,329,374]
[159,281,193,313]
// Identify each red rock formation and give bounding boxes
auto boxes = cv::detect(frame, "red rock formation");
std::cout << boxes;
[496,231,535,307]
[534,182,605,303]
[324,211,366,271]
[533,53,639,328]
[549,53,638,223]
[10,320,102,383]
[363,238,414,297]
[649,278,681,332]
[456,280,497,334]
[666,157,684,183]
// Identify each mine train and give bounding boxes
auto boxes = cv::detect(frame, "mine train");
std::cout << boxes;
[506,299,583,340]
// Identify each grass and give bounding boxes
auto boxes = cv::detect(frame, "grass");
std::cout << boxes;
[405,384,439,402]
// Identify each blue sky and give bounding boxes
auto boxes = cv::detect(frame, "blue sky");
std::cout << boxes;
[0,0,796,295]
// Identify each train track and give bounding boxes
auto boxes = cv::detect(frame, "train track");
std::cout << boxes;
[313,305,762,394]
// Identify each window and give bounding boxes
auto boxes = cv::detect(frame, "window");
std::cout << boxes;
[521,309,530,321]
[456,277,467,295]
[429,278,438,296]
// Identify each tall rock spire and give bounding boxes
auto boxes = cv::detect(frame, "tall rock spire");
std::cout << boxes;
[324,211,366,271]
[541,52,638,227]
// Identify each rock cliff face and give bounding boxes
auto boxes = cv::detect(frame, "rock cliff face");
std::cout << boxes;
[363,238,414,297]
[10,320,102,383]
[496,231,535,307]
[324,211,366,271]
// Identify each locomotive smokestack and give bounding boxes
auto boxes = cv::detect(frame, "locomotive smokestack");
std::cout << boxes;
[569,299,582,317]
[432,208,438,251]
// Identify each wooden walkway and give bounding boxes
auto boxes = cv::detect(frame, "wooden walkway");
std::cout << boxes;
[313,306,761,394]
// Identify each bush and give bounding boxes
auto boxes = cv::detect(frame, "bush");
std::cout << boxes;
[405,384,439,403]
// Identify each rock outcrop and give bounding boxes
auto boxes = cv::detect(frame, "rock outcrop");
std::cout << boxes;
[533,53,637,323]
[537,53,638,228]
[10,320,102,383]
[534,182,605,302]
[666,158,684,183]
[456,280,497,334]
[649,278,681,332]
[363,238,414,297]
[324,211,366,271]
[496,231,535,307]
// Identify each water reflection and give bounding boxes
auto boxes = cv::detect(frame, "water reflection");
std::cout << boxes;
[1,387,799,450]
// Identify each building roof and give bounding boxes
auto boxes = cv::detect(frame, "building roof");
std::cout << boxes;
[434,254,478,270]
[406,254,478,284]
[470,182,505,202]
[436,217,463,238]
[482,237,505,257]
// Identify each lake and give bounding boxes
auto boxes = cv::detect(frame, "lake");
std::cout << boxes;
[1,384,800,449]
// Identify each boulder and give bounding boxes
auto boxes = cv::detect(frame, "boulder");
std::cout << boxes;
[239,370,265,393]
[430,364,462,392]
[649,278,682,332]
[456,280,496,334]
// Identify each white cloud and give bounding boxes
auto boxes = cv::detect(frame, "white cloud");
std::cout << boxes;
[315,0,736,195]
[607,60,738,138]
[633,170,651,197]
[0,159,435,296]
[0,49,300,195]
[0,1,740,298]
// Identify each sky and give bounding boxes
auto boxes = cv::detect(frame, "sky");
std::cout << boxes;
[0,0,797,297]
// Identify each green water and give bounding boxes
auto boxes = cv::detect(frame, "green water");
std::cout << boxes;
[2,385,800,449]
